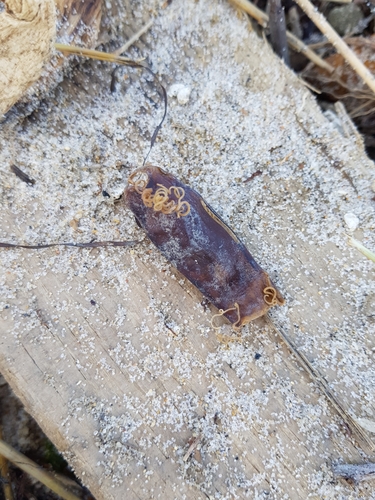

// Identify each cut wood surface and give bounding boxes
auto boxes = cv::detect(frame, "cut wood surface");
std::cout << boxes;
[0,0,55,115]
[1,1,375,498]
[0,0,102,116]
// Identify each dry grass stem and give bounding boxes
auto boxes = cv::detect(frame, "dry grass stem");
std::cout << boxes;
[0,439,81,500]
[229,0,335,73]
[229,0,268,27]
[347,235,375,263]
[307,39,332,50]
[334,102,364,142]
[113,19,154,56]
[265,316,375,453]
[286,31,335,72]
[298,76,322,93]
[293,0,375,95]
[54,43,146,68]
[308,35,375,51]
[0,427,14,500]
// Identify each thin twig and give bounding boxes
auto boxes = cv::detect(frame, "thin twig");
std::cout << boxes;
[0,428,14,500]
[308,34,375,51]
[269,0,290,65]
[307,39,331,50]
[0,439,80,500]
[334,102,363,141]
[286,31,334,73]
[0,240,138,249]
[113,20,154,56]
[345,36,375,49]
[10,165,35,185]
[350,101,375,119]
[298,76,322,94]
[293,0,375,96]
[183,437,202,462]
[265,316,375,453]
[229,0,335,73]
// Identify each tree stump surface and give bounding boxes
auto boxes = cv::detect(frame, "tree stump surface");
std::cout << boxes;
[1,1,375,498]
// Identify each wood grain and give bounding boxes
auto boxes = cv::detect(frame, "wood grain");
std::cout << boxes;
[1,1,375,498]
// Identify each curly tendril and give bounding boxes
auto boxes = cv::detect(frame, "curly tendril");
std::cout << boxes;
[129,174,190,218]
[263,286,278,306]
[211,302,241,330]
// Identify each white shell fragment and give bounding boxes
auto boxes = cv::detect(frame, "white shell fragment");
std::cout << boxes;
[356,417,375,434]
[168,83,191,105]
[337,189,348,196]
[344,212,359,231]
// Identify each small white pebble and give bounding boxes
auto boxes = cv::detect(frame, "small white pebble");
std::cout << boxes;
[168,83,185,97]
[177,87,191,105]
[168,83,191,105]
[344,212,359,231]
[337,189,348,196]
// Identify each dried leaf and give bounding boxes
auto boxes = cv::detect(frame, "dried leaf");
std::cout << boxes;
[301,35,375,137]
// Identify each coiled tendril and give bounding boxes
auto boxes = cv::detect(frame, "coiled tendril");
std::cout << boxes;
[263,286,278,306]
[211,302,241,331]
[129,173,190,218]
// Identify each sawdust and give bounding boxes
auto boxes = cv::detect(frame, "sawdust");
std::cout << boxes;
[1,0,375,499]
